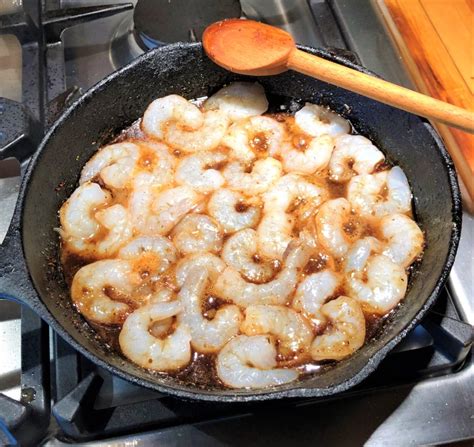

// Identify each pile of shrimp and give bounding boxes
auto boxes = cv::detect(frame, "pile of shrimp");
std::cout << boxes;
[59,82,424,389]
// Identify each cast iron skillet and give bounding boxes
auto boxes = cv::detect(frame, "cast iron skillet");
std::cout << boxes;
[0,43,462,402]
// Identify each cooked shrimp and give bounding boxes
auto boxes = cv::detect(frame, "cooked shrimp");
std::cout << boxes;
[71,259,143,325]
[178,267,242,353]
[130,185,201,235]
[203,82,268,122]
[347,167,412,217]
[93,204,133,256]
[150,287,175,303]
[346,253,407,315]
[222,116,285,162]
[216,335,299,388]
[208,189,261,234]
[329,135,385,182]
[279,134,334,174]
[256,211,294,262]
[221,229,279,283]
[59,182,112,253]
[152,186,203,233]
[381,214,423,268]
[241,305,313,357]
[292,270,340,322]
[171,214,223,255]
[212,241,311,307]
[175,253,226,288]
[223,158,282,195]
[128,185,158,235]
[310,296,366,361]
[175,151,226,193]
[80,142,139,189]
[344,237,382,273]
[258,174,328,259]
[119,236,177,280]
[315,198,353,258]
[263,174,327,214]
[119,300,192,371]
[142,94,229,152]
[294,103,350,138]
[133,142,177,188]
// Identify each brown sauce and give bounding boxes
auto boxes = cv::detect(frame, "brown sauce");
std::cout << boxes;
[60,102,423,390]
[303,253,330,274]
[171,352,224,389]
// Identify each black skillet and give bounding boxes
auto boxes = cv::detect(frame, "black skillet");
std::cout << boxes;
[0,43,462,402]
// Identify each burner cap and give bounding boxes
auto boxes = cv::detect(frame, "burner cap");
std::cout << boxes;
[134,0,242,48]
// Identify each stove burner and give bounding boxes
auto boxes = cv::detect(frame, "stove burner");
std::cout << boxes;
[133,0,242,49]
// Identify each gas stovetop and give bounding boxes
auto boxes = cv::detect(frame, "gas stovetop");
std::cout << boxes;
[0,1,472,446]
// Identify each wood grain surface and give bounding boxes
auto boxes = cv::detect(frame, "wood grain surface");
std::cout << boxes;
[376,0,474,205]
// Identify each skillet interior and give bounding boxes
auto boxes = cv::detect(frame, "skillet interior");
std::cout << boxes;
[20,43,460,401]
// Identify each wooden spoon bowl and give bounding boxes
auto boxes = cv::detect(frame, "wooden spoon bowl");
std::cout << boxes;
[203,19,295,75]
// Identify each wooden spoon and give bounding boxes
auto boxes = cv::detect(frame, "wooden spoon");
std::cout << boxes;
[203,19,474,134]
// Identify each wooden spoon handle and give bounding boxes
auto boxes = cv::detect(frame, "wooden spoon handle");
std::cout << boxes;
[287,48,474,133]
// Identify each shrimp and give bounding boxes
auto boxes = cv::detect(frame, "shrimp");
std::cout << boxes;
[171,214,223,255]
[310,296,366,361]
[212,241,311,307]
[130,185,201,235]
[294,103,350,138]
[256,211,294,262]
[59,182,111,242]
[71,259,143,325]
[207,189,261,234]
[118,236,177,280]
[150,287,175,303]
[79,142,139,189]
[222,116,285,162]
[329,135,385,182]
[61,192,132,258]
[263,174,327,214]
[59,182,114,254]
[240,305,313,358]
[279,134,334,174]
[175,151,227,193]
[119,300,192,371]
[175,253,226,288]
[93,204,133,256]
[178,267,242,353]
[216,335,299,389]
[258,174,327,259]
[292,270,340,323]
[381,214,424,268]
[347,167,412,217]
[221,229,279,283]
[223,158,282,195]
[346,253,407,315]
[132,142,177,188]
[142,94,229,152]
[203,82,269,122]
[344,237,382,273]
[315,198,354,258]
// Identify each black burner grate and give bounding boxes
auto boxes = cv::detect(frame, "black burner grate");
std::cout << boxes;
[133,0,241,49]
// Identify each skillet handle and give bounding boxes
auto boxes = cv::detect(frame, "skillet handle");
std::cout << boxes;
[0,98,42,163]
[0,99,41,307]
[0,193,40,309]
[0,209,32,306]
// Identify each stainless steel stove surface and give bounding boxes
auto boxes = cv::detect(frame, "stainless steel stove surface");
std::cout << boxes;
[0,1,472,446]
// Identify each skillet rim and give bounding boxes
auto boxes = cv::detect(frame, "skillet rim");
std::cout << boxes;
[18,42,462,401]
